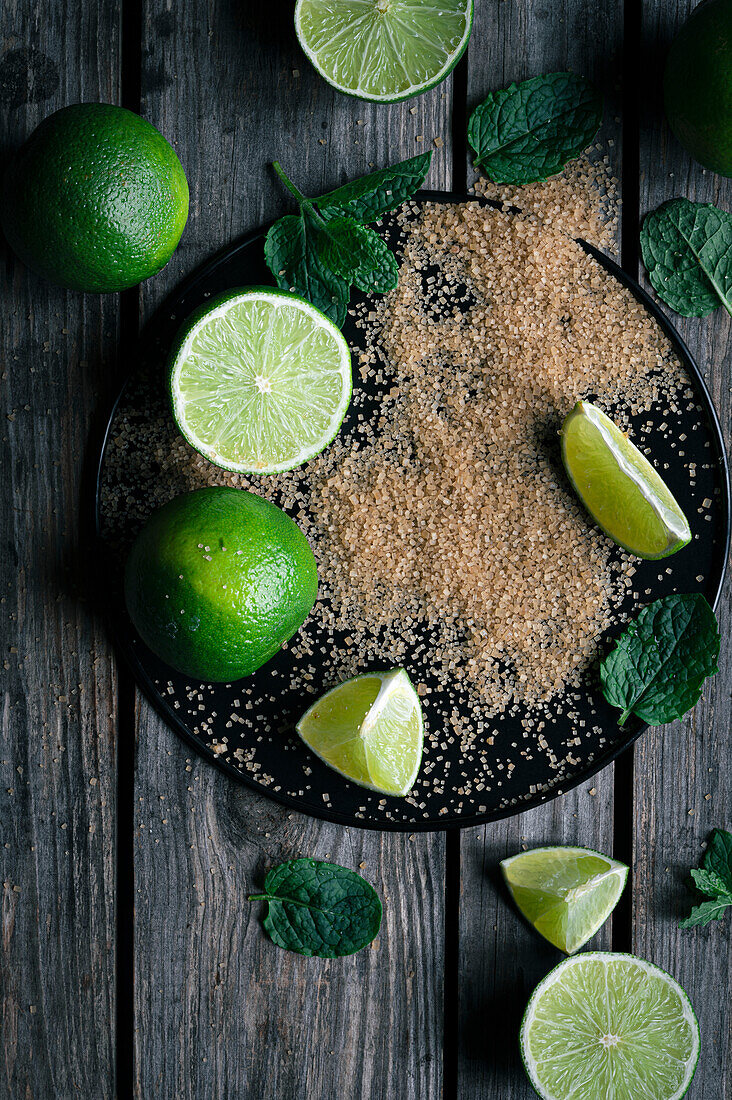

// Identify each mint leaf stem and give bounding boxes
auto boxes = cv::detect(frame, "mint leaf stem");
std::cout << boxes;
[272,161,311,208]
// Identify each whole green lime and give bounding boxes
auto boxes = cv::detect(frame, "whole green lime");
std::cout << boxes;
[124,487,318,682]
[664,0,732,176]
[1,103,189,291]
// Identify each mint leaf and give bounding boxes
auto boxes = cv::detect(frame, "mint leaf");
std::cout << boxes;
[468,72,603,185]
[264,210,349,326]
[702,828,732,892]
[600,594,720,727]
[690,867,732,899]
[680,830,732,929]
[316,152,432,223]
[640,198,732,317]
[248,858,382,958]
[317,216,379,279]
[679,897,732,929]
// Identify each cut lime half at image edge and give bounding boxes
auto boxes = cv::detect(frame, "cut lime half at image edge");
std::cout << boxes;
[170,287,352,475]
[294,0,474,103]
[520,952,700,1100]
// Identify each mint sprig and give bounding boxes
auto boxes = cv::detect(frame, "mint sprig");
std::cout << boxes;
[264,153,432,326]
[680,829,732,929]
[640,198,732,318]
[248,857,382,957]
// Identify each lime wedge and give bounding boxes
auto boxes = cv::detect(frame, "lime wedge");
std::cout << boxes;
[521,952,700,1100]
[561,401,691,559]
[296,669,424,795]
[170,287,352,475]
[501,846,628,954]
[294,0,473,103]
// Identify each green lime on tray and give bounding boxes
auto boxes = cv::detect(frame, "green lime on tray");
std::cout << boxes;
[170,288,352,474]
[1,103,188,292]
[294,0,473,103]
[501,846,628,955]
[521,952,700,1099]
[561,400,691,559]
[124,487,318,682]
[297,669,424,796]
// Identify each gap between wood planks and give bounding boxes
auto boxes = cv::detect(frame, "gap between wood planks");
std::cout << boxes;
[116,0,143,1095]
[109,4,640,1092]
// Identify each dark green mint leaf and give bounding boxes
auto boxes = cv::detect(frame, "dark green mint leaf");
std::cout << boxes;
[679,897,732,929]
[468,72,603,186]
[702,828,732,893]
[318,216,399,294]
[316,152,432,223]
[690,867,732,899]
[316,215,380,279]
[600,594,720,727]
[264,210,349,326]
[248,858,382,958]
[640,198,732,317]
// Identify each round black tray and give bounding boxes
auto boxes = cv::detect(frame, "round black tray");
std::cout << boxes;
[95,191,731,831]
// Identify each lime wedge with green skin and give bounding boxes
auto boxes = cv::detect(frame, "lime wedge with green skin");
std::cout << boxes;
[297,669,424,795]
[561,401,691,559]
[294,0,473,103]
[521,952,700,1100]
[170,288,352,475]
[501,846,628,954]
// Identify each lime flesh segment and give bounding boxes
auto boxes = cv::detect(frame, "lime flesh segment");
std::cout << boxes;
[501,846,628,954]
[297,669,424,795]
[561,401,691,559]
[521,953,700,1100]
[295,0,473,103]
[171,289,352,475]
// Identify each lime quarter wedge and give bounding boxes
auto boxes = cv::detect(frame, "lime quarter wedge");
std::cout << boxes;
[296,669,424,795]
[170,287,352,475]
[561,400,691,559]
[521,952,700,1100]
[294,0,473,103]
[501,845,628,954]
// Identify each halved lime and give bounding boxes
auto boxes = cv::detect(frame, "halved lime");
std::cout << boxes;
[501,846,628,954]
[561,401,691,559]
[294,0,473,103]
[170,288,352,475]
[521,952,700,1100]
[296,669,424,795]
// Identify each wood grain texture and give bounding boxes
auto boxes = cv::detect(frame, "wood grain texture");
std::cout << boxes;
[457,0,623,1094]
[0,3,120,1096]
[635,3,732,1096]
[132,2,451,1096]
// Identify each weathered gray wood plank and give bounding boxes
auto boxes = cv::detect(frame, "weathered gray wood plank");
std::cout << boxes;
[132,4,451,1096]
[457,0,623,1094]
[0,3,120,1095]
[636,3,732,1096]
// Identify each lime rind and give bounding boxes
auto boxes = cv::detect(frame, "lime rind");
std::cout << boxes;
[561,401,692,560]
[520,952,700,1100]
[501,846,629,955]
[294,0,474,104]
[170,287,352,476]
[296,668,424,795]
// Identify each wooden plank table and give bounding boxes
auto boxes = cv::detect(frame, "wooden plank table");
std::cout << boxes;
[1,1,730,1096]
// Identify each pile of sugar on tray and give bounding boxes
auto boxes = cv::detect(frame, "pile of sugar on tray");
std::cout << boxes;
[101,151,708,822]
